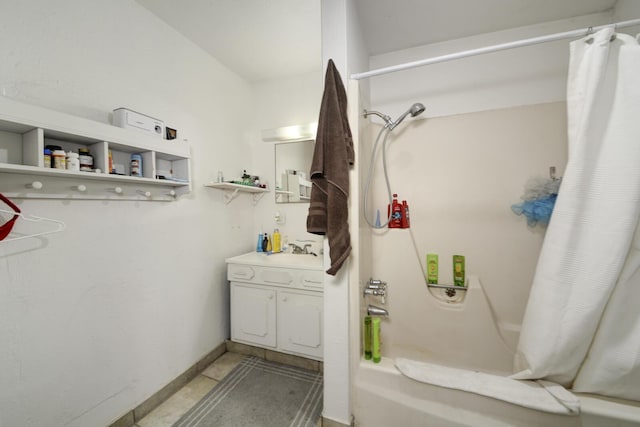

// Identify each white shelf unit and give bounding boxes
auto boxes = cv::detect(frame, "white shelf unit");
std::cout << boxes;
[0,97,191,201]
[279,172,311,203]
[205,182,269,204]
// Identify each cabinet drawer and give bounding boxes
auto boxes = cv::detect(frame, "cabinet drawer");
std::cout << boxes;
[301,270,324,291]
[227,264,256,282]
[227,262,322,292]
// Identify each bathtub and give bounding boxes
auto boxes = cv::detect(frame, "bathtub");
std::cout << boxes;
[353,357,640,427]
[354,275,640,426]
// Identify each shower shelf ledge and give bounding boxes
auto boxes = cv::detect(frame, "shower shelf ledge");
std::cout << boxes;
[427,283,468,291]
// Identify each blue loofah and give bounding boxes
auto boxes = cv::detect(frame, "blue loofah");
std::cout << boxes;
[511,194,558,227]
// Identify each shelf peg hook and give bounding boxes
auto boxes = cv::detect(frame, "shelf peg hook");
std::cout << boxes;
[167,189,176,197]
[108,187,123,195]
[71,184,87,192]
[137,189,151,198]
[26,181,43,190]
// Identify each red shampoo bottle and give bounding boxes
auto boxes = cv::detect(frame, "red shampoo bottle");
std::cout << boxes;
[388,194,402,228]
[401,200,410,228]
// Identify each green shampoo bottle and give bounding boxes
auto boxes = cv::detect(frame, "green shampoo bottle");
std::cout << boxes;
[364,316,372,360]
[372,317,381,363]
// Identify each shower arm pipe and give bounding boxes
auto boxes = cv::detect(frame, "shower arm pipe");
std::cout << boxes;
[350,18,640,80]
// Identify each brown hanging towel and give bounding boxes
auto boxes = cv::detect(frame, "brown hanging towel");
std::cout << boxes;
[306,59,354,275]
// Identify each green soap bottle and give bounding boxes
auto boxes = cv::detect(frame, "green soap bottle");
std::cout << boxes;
[372,317,381,363]
[427,254,438,284]
[453,255,465,286]
[364,316,372,360]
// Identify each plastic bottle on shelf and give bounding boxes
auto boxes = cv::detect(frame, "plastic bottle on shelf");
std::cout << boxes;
[43,148,52,168]
[387,194,402,228]
[401,200,411,228]
[130,153,142,177]
[52,149,66,169]
[66,151,80,171]
[78,148,93,172]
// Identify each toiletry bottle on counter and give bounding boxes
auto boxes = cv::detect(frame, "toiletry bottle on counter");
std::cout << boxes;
[273,229,281,253]
[130,153,142,177]
[256,234,264,252]
[282,235,289,253]
[388,194,402,228]
[262,233,269,252]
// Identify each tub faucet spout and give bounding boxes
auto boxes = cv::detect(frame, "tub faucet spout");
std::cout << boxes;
[367,304,389,317]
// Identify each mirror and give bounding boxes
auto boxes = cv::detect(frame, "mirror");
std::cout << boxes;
[262,123,317,204]
[274,140,314,203]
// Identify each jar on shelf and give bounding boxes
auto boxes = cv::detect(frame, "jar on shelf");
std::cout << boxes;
[130,153,142,177]
[43,148,52,168]
[66,151,79,171]
[78,148,93,172]
[52,149,66,169]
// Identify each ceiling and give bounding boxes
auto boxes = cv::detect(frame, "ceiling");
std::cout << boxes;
[137,0,617,83]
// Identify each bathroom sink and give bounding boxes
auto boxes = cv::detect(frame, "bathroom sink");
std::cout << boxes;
[225,252,323,270]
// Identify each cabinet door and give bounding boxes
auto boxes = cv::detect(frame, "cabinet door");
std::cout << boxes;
[231,283,276,348]
[278,291,323,359]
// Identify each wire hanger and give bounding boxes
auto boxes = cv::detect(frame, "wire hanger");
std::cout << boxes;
[0,205,67,243]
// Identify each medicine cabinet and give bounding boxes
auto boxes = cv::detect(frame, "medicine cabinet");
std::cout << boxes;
[262,123,316,204]
[0,97,190,201]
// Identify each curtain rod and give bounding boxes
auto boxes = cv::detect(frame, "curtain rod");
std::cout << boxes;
[350,18,640,80]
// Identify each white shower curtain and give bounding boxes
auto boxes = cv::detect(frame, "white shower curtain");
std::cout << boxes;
[513,27,640,401]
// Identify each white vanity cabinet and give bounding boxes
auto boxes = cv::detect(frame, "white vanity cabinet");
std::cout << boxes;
[226,252,324,361]
[230,283,277,348]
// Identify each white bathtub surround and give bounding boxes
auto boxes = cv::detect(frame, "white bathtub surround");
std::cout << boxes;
[355,359,640,427]
[395,358,579,415]
[514,27,640,401]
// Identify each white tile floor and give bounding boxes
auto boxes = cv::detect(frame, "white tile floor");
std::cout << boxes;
[137,352,246,427]
[136,351,322,427]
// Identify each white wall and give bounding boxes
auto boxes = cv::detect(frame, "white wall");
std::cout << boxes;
[250,71,323,247]
[368,12,614,120]
[0,1,255,426]
[319,0,371,425]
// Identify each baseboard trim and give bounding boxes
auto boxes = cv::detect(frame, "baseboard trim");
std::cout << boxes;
[108,342,226,427]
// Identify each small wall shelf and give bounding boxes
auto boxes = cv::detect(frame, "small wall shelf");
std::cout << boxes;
[0,97,191,201]
[205,182,269,205]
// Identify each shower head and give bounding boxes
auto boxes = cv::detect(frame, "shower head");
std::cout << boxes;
[363,109,393,127]
[388,102,425,130]
[364,103,425,130]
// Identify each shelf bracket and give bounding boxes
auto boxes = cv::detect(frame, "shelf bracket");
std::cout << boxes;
[252,192,266,205]
[223,188,241,204]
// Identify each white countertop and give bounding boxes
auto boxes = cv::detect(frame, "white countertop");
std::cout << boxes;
[225,251,323,271]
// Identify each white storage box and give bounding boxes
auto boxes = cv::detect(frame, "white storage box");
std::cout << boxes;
[113,108,164,138]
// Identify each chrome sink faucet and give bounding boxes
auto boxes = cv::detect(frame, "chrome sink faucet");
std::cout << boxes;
[290,243,313,254]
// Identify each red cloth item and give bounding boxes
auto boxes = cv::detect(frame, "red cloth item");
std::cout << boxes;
[0,193,20,240]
